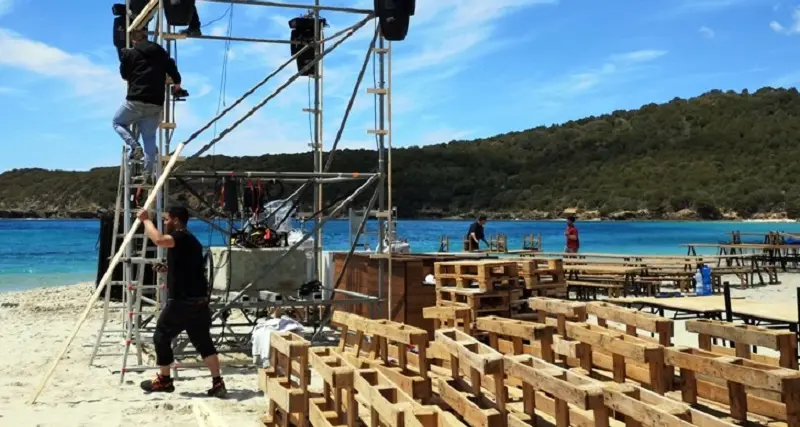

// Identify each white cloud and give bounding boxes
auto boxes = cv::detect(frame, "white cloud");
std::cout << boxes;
[531,49,668,99]
[771,6,800,34]
[699,25,716,38]
[0,28,123,99]
[0,0,11,17]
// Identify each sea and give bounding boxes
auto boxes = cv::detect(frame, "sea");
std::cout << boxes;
[1,218,798,293]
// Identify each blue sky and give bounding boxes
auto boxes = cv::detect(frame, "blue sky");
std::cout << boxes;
[0,0,798,172]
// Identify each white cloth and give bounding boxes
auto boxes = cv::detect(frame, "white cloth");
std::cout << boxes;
[252,316,305,368]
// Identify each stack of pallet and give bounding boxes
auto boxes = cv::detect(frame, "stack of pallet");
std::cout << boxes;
[515,258,567,298]
[433,259,522,319]
[257,310,755,427]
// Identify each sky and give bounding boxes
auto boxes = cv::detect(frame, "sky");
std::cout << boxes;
[0,0,798,172]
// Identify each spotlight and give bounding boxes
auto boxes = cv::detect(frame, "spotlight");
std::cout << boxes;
[164,0,196,27]
[288,14,328,77]
[374,0,414,41]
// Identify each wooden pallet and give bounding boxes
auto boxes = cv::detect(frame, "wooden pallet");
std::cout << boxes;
[685,318,798,369]
[260,332,311,427]
[334,349,468,427]
[309,348,357,427]
[665,346,800,426]
[423,306,473,334]
[435,328,508,427]
[505,355,736,427]
[436,287,523,317]
[434,260,520,291]
[333,311,431,401]
[474,316,556,363]
[586,301,674,347]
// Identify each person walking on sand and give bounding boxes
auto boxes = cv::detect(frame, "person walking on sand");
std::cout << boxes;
[137,206,227,398]
[564,215,580,253]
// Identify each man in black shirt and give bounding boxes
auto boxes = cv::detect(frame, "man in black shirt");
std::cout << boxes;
[137,206,227,398]
[465,215,488,251]
[113,29,183,184]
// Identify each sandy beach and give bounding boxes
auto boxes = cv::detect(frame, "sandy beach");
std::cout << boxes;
[0,283,268,427]
[1,273,798,425]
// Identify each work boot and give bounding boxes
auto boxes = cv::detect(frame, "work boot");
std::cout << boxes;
[140,374,175,393]
[129,145,144,162]
[207,377,227,398]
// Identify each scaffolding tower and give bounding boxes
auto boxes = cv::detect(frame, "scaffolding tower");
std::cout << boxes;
[93,0,395,381]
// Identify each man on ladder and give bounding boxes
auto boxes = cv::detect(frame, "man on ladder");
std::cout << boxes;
[113,28,183,184]
[137,206,227,397]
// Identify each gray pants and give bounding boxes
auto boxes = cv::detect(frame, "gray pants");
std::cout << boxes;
[112,100,163,175]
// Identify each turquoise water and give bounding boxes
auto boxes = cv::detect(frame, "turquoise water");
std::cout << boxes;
[1,219,798,292]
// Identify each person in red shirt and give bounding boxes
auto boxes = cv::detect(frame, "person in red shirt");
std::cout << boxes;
[564,215,580,253]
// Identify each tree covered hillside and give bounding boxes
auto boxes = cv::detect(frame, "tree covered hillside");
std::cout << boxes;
[1,87,800,219]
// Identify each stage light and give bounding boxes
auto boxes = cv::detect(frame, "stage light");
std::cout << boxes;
[288,15,328,77]
[374,0,414,41]
[164,0,196,27]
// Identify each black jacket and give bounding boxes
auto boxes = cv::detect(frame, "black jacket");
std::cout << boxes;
[119,40,181,106]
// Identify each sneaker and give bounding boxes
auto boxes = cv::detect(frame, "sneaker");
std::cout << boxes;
[129,145,144,162]
[207,378,227,398]
[180,28,202,37]
[140,374,175,393]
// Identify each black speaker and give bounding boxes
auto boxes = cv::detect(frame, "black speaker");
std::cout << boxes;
[374,0,413,41]
[164,0,196,26]
[130,0,148,17]
[289,16,327,77]
[223,177,239,213]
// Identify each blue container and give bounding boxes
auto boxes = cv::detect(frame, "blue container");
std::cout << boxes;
[700,265,712,295]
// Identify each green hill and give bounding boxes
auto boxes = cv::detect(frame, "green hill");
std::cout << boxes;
[2,86,800,220]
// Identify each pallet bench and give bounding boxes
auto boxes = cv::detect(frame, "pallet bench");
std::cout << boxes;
[587,301,674,347]
[260,332,311,427]
[435,328,507,427]
[423,306,473,334]
[309,348,357,427]
[332,311,431,401]
[664,346,800,426]
[685,318,798,369]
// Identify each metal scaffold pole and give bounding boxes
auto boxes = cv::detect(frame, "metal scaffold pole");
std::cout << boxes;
[29,0,407,404]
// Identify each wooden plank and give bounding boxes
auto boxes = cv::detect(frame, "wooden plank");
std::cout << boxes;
[587,301,674,337]
[685,319,793,350]
[435,329,504,375]
[529,297,588,318]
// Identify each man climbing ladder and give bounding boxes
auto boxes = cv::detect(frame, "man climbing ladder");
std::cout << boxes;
[113,28,183,184]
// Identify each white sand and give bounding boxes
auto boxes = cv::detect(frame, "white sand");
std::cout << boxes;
[0,283,268,427]
[1,274,797,425]
[635,272,800,353]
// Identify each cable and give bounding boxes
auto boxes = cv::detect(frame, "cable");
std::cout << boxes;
[201,5,233,29]
[211,5,235,173]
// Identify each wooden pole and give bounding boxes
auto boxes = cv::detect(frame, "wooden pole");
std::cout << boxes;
[26,144,186,404]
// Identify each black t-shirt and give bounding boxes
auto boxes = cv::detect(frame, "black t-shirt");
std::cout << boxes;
[166,230,208,301]
[467,221,485,242]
